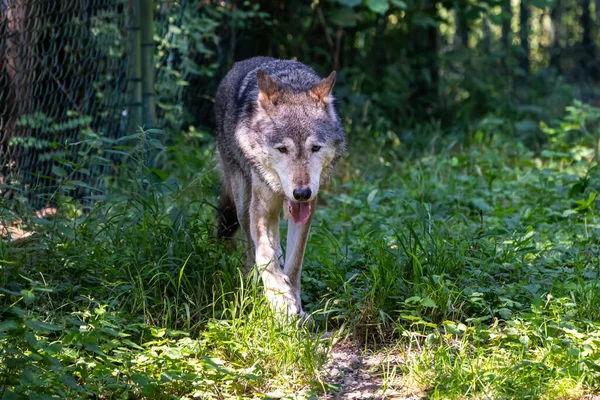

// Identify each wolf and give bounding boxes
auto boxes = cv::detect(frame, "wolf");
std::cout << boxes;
[214,57,346,316]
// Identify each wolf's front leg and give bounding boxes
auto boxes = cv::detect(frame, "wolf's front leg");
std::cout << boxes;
[283,198,316,309]
[226,170,255,273]
[249,184,302,316]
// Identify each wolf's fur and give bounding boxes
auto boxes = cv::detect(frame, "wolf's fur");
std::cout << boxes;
[214,57,346,315]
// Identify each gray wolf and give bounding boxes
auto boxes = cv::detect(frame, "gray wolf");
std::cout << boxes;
[214,57,346,316]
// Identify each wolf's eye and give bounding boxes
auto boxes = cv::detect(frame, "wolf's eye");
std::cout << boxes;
[277,146,288,154]
[311,145,322,153]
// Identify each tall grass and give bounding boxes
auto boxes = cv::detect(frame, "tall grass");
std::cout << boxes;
[2,107,600,398]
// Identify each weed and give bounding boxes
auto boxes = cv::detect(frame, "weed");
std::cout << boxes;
[2,102,600,398]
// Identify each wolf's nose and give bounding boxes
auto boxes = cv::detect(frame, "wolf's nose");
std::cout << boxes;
[293,187,312,201]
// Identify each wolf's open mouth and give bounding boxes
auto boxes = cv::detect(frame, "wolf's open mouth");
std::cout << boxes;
[288,200,311,225]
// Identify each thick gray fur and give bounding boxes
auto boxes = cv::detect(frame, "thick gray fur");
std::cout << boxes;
[214,57,346,316]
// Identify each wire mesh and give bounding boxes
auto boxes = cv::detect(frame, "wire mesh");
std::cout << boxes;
[0,0,130,207]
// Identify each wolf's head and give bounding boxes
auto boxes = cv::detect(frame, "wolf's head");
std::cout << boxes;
[246,69,345,224]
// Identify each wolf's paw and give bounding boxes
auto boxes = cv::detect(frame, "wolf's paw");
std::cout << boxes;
[266,289,303,317]
[264,274,303,317]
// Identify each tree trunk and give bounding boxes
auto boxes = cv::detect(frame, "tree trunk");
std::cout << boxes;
[410,2,439,117]
[140,0,157,129]
[501,0,513,79]
[580,0,597,78]
[373,13,387,78]
[550,0,561,71]
[482,17,492,51]
[501,0,511,49]
[1,0,32,182]
[519,1,530,75]
[127,0,142,135]
[581,0,592,49]
[456,0,469,47]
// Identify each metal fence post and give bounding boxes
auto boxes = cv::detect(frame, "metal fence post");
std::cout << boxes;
[140,0,157,129]
[127,0,143,134]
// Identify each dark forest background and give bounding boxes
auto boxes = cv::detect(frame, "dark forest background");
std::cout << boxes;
[2,0,599,192]
[157,0,600,147]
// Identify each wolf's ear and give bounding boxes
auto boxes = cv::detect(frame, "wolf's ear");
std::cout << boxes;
[257,70,280,106]
[310,71,336,105]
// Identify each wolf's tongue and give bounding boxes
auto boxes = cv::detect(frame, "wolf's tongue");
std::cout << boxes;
[288,200,311,225]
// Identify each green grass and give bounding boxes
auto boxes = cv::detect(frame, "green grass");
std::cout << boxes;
[1,103,600,398]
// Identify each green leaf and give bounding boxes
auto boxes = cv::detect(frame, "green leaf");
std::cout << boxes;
[168,25,182,34]
[84,343,104,355]
[24,332,38,349]
[60,374,79,389]
[443,321,461,335]
[116,133,142,143]
[470,197,491,212]
[498,308,513,319]
[574,192,598,211]
[147,168,170,182]
[540,150,571,158]
[567,348,580,357]
[0,320,19,332]
[425,332,438,345]
[390,0,407,8]
[367,0,389,14]
[123,339,145,350]
[2,390,19,400]
[569,180,587,197]
[528,0,552,9]
[405,296,422,304]
[142,383,159,396]
[330,7,361,27]
[562,209,578,217]
[151,328,166,338]
[130,373,150,387]
[489,10,511,25]
[515,119,537,133]
[519,335,530,347]
[412,14,437,27]
[367,189,378,205]
[25,320,62,332]
[336,0,362,7]
[421,297,437,308]
[51,165,68,178]
[100,327,121,337]
[56,224,76,239]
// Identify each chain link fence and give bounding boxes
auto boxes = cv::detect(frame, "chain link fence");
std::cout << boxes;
[0,0,157,209]
[0,0,272,215]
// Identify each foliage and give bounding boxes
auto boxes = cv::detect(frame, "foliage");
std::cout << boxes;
[3,0,600,397]
[154,0,597,134]
[0,130,328,398]
[2,99,600,397]
[154,1,270,130]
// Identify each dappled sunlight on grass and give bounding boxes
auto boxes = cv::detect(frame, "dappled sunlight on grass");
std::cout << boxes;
[0,276,331,398]
[2,103,600,398]
[394,300,600,399]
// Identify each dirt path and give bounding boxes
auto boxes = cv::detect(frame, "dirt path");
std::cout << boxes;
[319,340,423,400]
[318,339,600,399]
